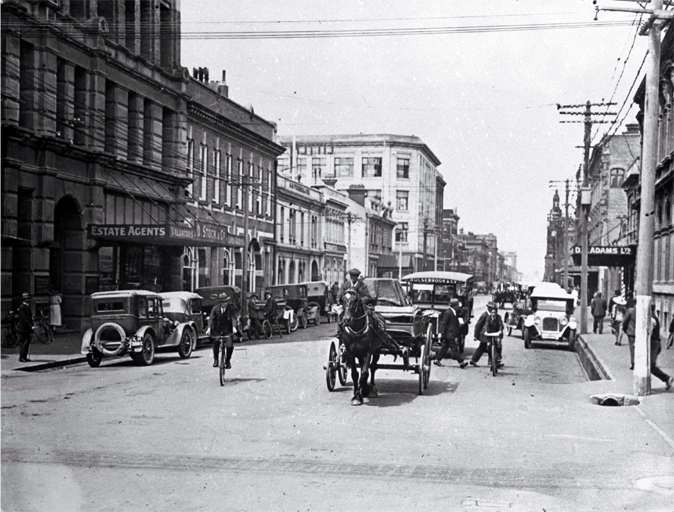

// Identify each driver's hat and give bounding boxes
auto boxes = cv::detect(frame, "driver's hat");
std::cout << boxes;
[217,293,232,303]
[449,298,460,307]
[487,301,498,311]
[21,292,31,300]
[347,268,361,277]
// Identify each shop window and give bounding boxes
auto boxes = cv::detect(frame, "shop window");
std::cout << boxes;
[99,246,119,290]
[198,248,209,287]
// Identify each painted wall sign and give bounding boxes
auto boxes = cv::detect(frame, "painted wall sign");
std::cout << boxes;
[571,245,636,267]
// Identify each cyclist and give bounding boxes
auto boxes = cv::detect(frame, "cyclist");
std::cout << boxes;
[208,293,238,369]
[470,301,504,368]
[17,292,34,363]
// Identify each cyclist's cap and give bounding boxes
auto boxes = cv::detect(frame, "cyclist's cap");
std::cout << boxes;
[22,292,31,299]
[449,298,460,306]
[347,268,361,276]
[218,293,232,303]
[487,301,497,311]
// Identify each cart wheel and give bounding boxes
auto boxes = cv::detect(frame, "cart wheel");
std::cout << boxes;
[418,344,427,395]
[423,335,432,390]
[338,351,348,386]
[300,314,308,329]
[262,320,272,339]
[326,341,338,391]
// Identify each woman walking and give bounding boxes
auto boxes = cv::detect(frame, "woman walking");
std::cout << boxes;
[49,288,62,333]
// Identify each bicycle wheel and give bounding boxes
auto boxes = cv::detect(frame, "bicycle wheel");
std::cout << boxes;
[490,341,497,377]
[1,327,19,348]
[34,321,54,345]
[219,343,226,386]
[262,320,272,339]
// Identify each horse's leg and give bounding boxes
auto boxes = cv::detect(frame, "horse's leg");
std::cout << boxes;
[368,351,379,398]
[349,355,362,406]
[359,353,372,398]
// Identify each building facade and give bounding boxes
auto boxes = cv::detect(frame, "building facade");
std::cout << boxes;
[277,134,445,277]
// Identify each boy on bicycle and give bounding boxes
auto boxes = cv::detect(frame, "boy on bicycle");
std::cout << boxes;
[470,301,504,368]
[208,293,238,369]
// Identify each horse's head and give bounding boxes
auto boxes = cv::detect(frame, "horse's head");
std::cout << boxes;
[342,290,365,323]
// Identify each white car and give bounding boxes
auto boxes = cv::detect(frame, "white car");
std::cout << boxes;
[522,283,578,351]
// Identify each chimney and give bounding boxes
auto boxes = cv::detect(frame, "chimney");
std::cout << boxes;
[347,184,367,206]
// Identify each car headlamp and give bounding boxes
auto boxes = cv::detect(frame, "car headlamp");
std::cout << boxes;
[560,317,568,326]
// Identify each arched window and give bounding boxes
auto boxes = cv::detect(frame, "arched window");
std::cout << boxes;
[222,249,234,286]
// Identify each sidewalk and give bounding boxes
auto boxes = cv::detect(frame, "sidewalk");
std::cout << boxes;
[1,329,86,373]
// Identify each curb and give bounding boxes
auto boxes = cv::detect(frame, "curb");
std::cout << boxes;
[11,356,87,373]
[576,334,613,381]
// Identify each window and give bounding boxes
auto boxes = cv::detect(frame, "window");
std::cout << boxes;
[289,210,296,244]
[297,157,307,177]
[396,190,409,211]
[256,166,262,215]
[395,222,408,242]
[610,168,625,188]
[224,154,232,207]
[312,157,325,182]
[186,137,194,198]
[362,157,382,178]
[335,157,353,177]
[300,212,305,246]
[199,145,208,200]
[213,150,221,205]
[248,162,255,213]
[280,207,285,243]
[236,159,243,209]
[265,168,272,215]
[397,157,410,179]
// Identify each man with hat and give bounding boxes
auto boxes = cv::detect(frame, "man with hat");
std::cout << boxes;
[208,293,238,369]
[470,301,504,368]
[336,268,371,306]
[432,297,468,368]
[17,292,34,363]
[246,293,264,339]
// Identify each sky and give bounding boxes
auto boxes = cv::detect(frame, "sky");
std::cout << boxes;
[179,0,650,282]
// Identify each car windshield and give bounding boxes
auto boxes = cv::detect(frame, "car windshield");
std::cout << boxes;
[363,279,405,306]
[535,299,568,312]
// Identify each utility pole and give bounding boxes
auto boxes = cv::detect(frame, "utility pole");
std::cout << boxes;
[564,179,570,289]
[241,173,250,316]
[558,101,616,334]
[594,0,667,397]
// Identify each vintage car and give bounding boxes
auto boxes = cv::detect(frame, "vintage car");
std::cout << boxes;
[401,271,474,353]
[270,283,319,329]
[160,291,209,346]
[522,283,577,351]
[269,285,298,333]
[81,290,195,367]
[503,296,532,338]
[300,281,333,322]
[362,278,427,348]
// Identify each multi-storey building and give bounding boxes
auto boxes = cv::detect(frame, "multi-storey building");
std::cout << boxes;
[441,209,462,271]
[624,23,674,329]
[1,1,283,328]
[544,190,565,283]
[586,124,641,296]
[277,134,444,277]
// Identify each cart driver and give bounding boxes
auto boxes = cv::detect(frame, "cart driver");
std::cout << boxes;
[336,268,371,306]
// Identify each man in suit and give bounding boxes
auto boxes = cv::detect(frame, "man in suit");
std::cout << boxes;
[17,292,34,363]
[336,268,371,305]
[208,293,237,369]
[432,297,468,368]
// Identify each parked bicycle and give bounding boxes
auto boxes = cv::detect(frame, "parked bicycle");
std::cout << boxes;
[33,307,54,345]
[1,311,20,348]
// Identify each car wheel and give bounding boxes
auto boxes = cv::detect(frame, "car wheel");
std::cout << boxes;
[86,350,102,368]
[178,328,194,359]
[139,332,155,365]
[523,327,531,349]
[567,331,576,352]
[520,322,525,340]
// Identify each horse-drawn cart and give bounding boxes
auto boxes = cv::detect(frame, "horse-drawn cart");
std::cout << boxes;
[324,278,432,403]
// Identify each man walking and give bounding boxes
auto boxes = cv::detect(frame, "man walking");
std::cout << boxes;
[17,292,34,363]
[590,292,607,334]
[432,298,468,368]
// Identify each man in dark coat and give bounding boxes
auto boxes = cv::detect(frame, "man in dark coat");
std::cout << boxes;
[470,301,504,368]
[433,298,468,368]
[17,292,34,363]
[591,292,607,334]
[208,293,237,369]
[336,268,371,305]
[649,304,673,390]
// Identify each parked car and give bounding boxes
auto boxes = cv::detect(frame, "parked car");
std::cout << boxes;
[269,285,299,333]
[300,281,333,322]
[522,283,577,351]
[81,290,194,367]
[401,271,474,353]
[160,291,208,346]
[195,285,243,341]
[362,278,427,348]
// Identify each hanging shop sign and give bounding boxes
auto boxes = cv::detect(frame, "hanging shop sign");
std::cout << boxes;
[571,245,636,267]
[89,223,245,247]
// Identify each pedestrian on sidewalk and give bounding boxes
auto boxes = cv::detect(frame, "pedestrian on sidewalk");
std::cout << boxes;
[668,317,674,350]
[17,292,34,363]
[49,288,62,333]
[622,299,636,370]
[610,298,626,346]
[432,298,468,368]
[590,292,607,334]
[649,304,673,390]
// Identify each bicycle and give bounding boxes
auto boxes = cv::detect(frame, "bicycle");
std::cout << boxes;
[1,311,20,348]
[33,308,54,345]
[484,332,501,377]
[215,334,233,386]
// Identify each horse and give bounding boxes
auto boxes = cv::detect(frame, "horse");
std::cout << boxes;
[339,290,382,406]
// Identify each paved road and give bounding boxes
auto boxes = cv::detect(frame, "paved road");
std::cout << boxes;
[2,295,672,511]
